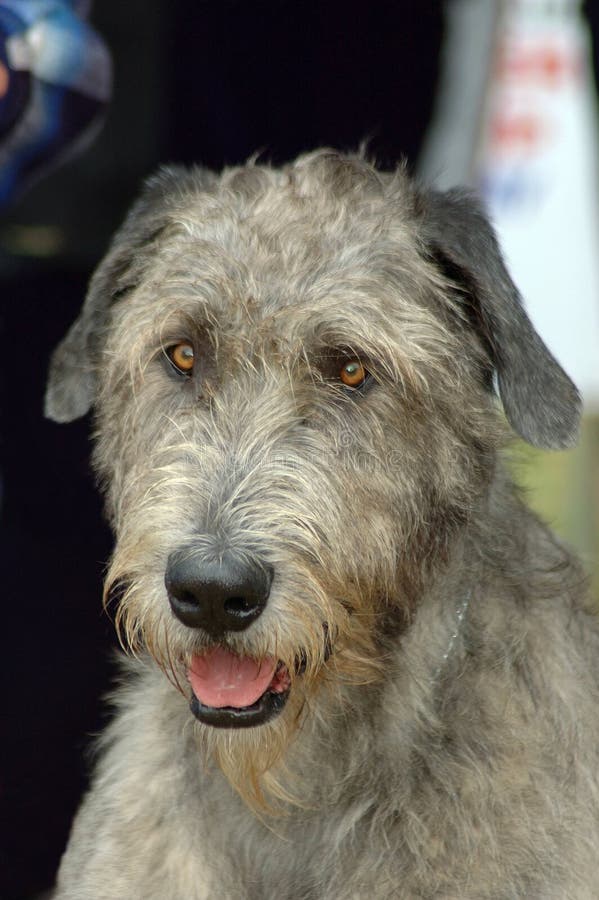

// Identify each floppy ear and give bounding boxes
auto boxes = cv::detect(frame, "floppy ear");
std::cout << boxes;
[420,188,581,449]
[44,231,143,422]
[45,165,215,423]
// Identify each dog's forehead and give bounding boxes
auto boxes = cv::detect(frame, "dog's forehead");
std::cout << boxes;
[119,164,435,344]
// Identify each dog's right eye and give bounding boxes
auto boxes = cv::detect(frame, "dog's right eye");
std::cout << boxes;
[339,360,367,389]
[165,342,195,376]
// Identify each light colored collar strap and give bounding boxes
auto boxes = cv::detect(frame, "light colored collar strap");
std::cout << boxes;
[435,591,471,679]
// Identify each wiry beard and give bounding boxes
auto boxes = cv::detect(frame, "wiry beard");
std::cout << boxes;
[105,551,389,813]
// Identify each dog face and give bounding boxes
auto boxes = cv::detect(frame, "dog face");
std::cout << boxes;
[46,150,579,804]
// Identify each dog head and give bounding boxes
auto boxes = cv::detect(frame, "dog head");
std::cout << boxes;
[46,150,580,804]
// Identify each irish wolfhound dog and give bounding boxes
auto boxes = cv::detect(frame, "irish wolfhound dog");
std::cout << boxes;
[46,150,599,899]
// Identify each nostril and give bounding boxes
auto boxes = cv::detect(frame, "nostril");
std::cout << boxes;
[176,590,201,608]
[224,596,256,618]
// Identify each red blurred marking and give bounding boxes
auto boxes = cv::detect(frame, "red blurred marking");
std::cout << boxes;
[496,44,583,86]
[491,114,544,149]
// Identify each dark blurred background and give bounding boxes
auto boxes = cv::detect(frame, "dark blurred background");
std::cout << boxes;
[1,3,597,898]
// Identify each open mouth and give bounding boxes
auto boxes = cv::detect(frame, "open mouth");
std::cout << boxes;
[187,646,291,728]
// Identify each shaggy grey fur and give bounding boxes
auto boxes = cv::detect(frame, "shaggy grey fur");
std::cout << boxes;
[46,150,599,899]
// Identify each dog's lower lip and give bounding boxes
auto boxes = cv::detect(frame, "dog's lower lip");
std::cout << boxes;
[190,686,290,728]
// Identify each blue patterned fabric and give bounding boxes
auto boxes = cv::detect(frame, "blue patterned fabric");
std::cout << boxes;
[0,0,111,208]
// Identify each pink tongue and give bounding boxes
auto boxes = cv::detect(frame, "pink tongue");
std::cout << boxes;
[188,647,277,709]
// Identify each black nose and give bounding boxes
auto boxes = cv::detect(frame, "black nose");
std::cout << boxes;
[165,550,272,635]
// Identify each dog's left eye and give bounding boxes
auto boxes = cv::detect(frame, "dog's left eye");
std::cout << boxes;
[339,360,368,389]
[166,342,195,376]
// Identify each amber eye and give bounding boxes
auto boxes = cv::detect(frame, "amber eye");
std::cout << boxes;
[340,360,367,388]
[166,342,195,375]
